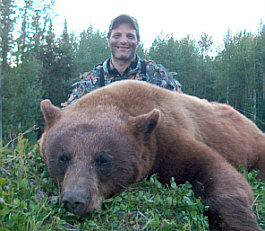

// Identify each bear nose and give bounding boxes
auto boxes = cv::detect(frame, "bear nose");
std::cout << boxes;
[62,191,87,215]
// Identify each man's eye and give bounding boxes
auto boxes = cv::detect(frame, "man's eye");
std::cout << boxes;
[127,35,135,40]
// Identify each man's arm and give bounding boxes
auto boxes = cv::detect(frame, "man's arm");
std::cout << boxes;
[144,60,182,92]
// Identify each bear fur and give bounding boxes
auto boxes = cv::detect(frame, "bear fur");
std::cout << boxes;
[40,80,265,231]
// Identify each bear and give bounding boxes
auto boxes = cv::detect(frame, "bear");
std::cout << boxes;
[40,80,265,231]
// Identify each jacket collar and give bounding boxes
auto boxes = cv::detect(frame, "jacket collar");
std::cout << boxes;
[102,56,141,76]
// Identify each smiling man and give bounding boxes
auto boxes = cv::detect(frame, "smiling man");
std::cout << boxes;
[108,22,139,73]
[62,15,182,107]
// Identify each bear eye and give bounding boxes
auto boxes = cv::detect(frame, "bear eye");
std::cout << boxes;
[59,155,70,162]
[57,152,71,169]
[94,152,112,177]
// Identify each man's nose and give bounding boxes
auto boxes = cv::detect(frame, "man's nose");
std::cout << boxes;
[119,35,128,44]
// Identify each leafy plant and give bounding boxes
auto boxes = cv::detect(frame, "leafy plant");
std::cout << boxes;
[239,166,265,229]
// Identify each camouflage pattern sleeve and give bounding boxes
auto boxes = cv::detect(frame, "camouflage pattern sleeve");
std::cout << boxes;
[61,68,101,107]
[144,60,182,92]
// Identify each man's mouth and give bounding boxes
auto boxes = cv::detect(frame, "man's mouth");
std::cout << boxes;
[117,46,129,51]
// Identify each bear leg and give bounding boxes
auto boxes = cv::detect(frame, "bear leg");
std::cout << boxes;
[169,137,262,231]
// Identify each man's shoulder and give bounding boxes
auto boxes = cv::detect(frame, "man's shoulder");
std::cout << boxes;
[143,59,166,68]
[142,59,156,66]
[79,63,103,81]
[142,59,168,73]
[94,63,104,70]
[86,59,108,73]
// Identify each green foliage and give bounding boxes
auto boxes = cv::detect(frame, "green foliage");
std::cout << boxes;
[1,136,265,230]
[213,29,265,130]
[136,43,148,59]
[239,166,265,229]
[2,57,42,142]
[0,0,16,70]
[75,26,109,73]
[94,177,208,230]
[40,20,77,107]
[0,135,55,230]
[148,34,214,99]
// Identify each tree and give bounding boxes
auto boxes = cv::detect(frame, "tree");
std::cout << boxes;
[255,25,265,130]
[39,19,56,100]
[2,57,42,142]
[2,0,56,142]
[214,30,234,104]
[149,35,178,70]
[52,19,77,105]
[197,32,214,99]
[136,43,147,59]
[0,0,16,142]
[75,26,109,73]
[0,0,15,69]
[148,34,203,96]
[214,30,263,127]
[15,0,33,64]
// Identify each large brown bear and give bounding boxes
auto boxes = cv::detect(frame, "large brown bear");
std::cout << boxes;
[40,80,265,231]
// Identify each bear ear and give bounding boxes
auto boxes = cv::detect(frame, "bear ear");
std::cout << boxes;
[131,109,161,140]
[41,99,62,129]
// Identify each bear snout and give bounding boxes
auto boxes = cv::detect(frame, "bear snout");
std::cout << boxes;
[62,190,91,216]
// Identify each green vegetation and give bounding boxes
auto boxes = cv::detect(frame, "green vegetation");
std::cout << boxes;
[0,135,264,230]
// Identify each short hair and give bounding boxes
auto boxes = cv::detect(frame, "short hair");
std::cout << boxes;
[107,14,140,41]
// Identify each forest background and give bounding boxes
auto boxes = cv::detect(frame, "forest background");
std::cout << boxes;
[1,0,265,145]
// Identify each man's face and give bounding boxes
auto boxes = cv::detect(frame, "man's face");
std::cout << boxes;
[108,23,139,62]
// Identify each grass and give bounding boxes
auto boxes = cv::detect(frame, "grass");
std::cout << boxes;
[0,134,264,230]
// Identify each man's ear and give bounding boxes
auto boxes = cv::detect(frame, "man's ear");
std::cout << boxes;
[40,99,62,129]
[130,109,160,141]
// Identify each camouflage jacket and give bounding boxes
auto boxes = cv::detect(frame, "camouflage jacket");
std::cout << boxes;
[61,56,182,107]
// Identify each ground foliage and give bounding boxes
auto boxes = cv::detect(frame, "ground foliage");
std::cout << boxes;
[0,135,264,230]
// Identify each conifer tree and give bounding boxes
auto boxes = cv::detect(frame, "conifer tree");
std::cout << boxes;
[75,26,109,73]
[0,0,16,142]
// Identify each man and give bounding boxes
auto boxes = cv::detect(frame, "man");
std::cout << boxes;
[61,14,182,107]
